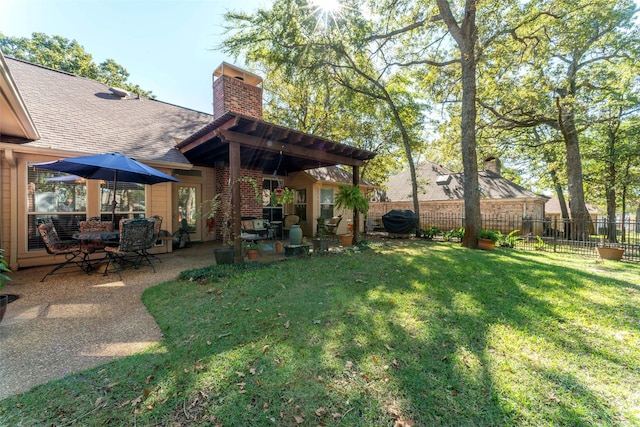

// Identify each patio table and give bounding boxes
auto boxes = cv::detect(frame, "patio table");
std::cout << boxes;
[72,231,120,271]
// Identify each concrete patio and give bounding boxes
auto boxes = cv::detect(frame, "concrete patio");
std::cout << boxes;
[0,242,218,400]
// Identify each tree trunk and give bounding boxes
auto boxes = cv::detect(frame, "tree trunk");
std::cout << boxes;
[436,0,482,248]
[460,47,481,248]
[556,96,592,240]
[605,149,617,244]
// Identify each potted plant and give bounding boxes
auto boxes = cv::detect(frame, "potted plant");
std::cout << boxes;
[243,241,261,260]
[597,241,625,261]
[313,216,331,252]
[0,248,12,325]
[334,184,369,246]
[477,229,499,250]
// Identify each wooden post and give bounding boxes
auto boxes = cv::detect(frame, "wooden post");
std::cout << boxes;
[353,165,360,244]
[229,141,243,262]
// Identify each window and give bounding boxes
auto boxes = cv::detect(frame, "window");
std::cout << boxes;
[99,181,146,223]
[27,165,88,251]
[294,189,306,221]
[262,178,283,222]
[320,188,334,220]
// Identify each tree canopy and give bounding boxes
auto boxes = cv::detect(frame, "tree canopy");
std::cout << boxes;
[0,32,153,98]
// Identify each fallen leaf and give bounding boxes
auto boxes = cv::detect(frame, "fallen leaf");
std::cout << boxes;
[332,412,343,418]
[142,388,151,397]
[294,415,304,424]
[249,368,256,375]
[315,407,327,417]
[284,320,290,329]
[206,340,211,346]
[106,382,119,389]
[239,390,247,394]
[384,344,394,351]
[216,289,223,295]
[372,355,378,363]
[256,308,262,313]
[345,360,353,369]
[262,345,270,353]
[145,375,153,384]
[236,371,245,377]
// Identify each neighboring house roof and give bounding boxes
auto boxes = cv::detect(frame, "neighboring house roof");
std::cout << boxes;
[304,166,376,187]
[545,196,599,215]
[1,57,213,164]
[0,51,39,140]
[377,160,546,202]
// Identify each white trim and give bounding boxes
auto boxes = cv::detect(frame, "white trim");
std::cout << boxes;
[0,52,40,140]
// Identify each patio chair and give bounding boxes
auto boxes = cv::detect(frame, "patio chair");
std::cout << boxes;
[282,215,300,238]
[78,219,114,253]
[104,218,156,278]
[142,215,163,263]
[37,221,86,282]
[326,215,343,241]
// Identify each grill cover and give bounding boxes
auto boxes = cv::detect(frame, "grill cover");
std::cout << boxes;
[382,210,418,234]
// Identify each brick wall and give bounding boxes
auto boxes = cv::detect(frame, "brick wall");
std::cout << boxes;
[214,167,264,240]
[213,75,263,120]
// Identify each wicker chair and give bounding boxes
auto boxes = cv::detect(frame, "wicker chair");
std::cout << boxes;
[326,215,343,241]
[104,218,156,278]
[282,215,300,238]
[37,221,85,282]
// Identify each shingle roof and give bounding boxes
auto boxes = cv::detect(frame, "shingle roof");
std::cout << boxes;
[304,166,376,187]
[1,57,213,164]
[545,196,599,214]
[378,161,545,202]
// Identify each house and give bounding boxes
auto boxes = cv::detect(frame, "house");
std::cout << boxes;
[544,196,599,223]
[0,53,375,269]
[369,158,549,234]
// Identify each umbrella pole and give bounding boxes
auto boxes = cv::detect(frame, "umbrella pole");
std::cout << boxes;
[111,172,118,229]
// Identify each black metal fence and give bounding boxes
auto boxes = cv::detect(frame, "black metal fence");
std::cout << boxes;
[366,213,640,262]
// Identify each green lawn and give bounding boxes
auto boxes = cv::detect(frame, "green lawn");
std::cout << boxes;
[1,241,639,426]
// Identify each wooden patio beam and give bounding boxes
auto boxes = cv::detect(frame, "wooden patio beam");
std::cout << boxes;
[216,129,364,167]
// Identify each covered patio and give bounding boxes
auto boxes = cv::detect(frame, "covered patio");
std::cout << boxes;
[177,111,376,261]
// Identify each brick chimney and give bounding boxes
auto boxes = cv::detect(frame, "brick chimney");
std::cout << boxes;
[483,156,501,176]
[213,62,263,120]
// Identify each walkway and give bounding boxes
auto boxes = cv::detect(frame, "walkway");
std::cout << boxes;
[0,242,216,400]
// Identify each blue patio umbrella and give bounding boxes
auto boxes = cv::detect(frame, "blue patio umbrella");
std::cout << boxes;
[35,152,179,224]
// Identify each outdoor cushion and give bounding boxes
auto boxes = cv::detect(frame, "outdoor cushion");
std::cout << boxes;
[252,219,265,230]
[241,220,254,231]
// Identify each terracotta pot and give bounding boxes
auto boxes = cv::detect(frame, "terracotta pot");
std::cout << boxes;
[597,246,624,261]
[339,234,353,247]
[246,249,259,260]
[477,238,496,251]
[275,242,283,253]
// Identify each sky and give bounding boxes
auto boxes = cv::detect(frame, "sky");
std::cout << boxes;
[0,0,271,114]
